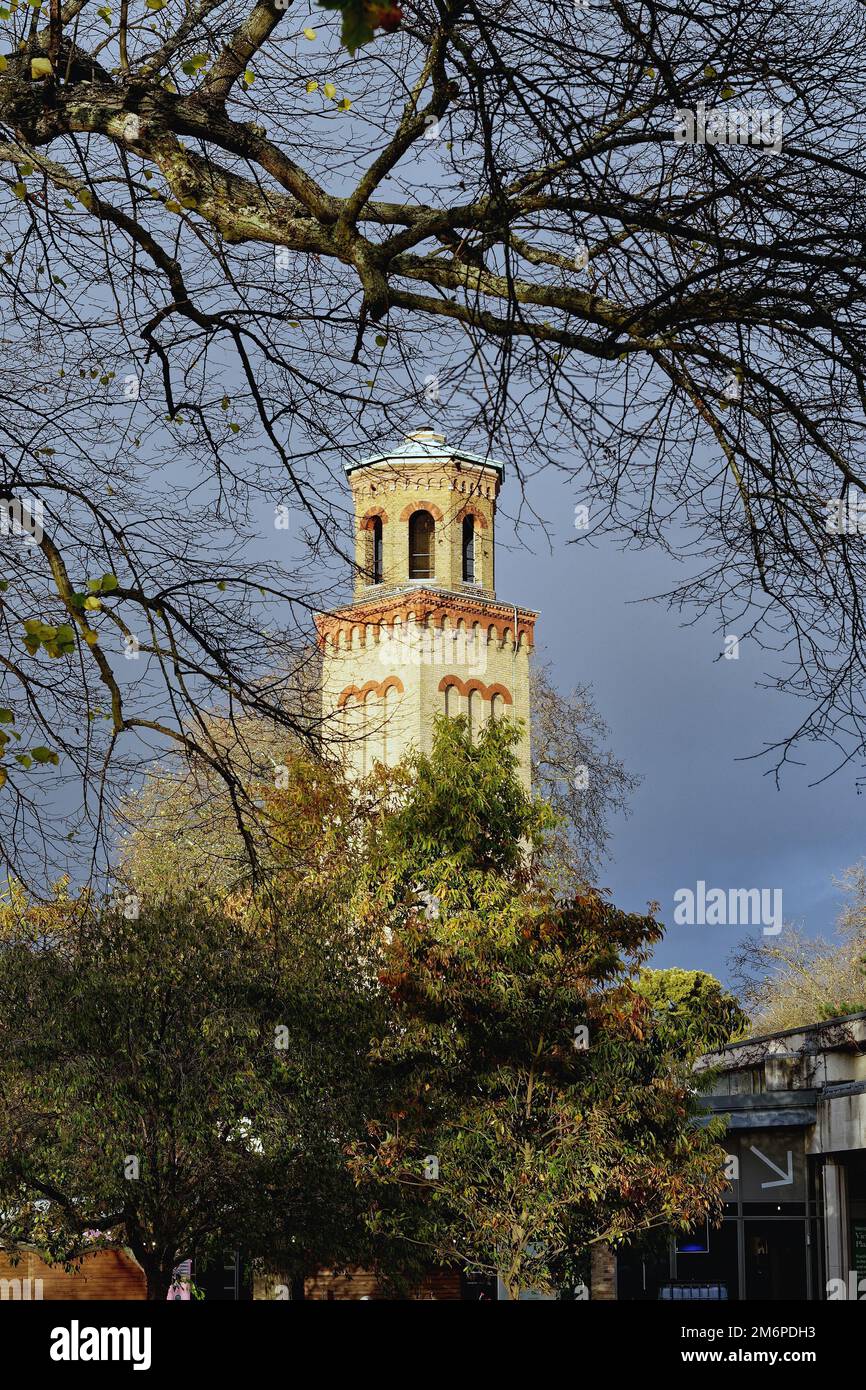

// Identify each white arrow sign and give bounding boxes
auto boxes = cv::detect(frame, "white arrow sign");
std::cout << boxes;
[750,1146,794,1188]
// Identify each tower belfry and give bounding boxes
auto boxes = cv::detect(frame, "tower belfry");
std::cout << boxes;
[316,430,536,784]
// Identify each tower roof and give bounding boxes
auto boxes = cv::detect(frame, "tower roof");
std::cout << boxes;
[346,429,505,476]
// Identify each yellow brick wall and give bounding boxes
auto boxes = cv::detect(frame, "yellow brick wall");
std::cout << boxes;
[350,460,498,597]
[320,607,533,786]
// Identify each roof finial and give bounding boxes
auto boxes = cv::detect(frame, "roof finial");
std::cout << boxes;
[405,427,446,443]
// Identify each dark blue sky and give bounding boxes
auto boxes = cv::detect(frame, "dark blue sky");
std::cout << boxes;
[490,465,863,986]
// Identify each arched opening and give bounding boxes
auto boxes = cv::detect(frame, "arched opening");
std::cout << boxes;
[371,516,383,584]
[364,515,384,584]
[408,509,435,579]
[381,685,390,766]
[468,688,482,741]
[462,515,476,582]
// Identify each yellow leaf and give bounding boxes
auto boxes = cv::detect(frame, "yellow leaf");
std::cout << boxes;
[337,98,351,111]
[30,56,52,79]
[303,27,316,39]
[324,81,336,99]
[0,56,7,73]
[305,79,318,92]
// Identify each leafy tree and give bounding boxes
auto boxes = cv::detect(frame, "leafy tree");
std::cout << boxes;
[0,888,380,1298]
[115,710,385,903]
[350,715,734,1299]
[3,1,866,889]
[117,666,637,905]
[634,967,748,1054]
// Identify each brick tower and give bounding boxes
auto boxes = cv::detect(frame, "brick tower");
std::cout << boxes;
[316,429,537,785]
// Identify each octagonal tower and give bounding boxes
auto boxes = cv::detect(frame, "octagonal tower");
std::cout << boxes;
[316,430,536,785]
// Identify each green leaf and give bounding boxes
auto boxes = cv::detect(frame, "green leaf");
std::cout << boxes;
[0,709,14,723]
[30,746,59,765]
[181,52,210,75]
[335,0,376,56]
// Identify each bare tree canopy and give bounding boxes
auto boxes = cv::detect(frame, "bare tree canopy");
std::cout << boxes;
[2,0,866,885]
[530,663,639,889]
[730,859,866,1033]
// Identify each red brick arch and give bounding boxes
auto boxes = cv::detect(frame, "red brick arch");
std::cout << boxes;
[455,505,489,529]
[399,502,444,522]
[437,675,513,705]
[337,675,405,708]
[314,596,536,650]
[359,507,389,530]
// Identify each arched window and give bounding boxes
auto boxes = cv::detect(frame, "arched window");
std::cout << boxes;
[467,688,482,741]
[364,516,384,584]
[462,515,475,582]
[408,509,435,579]
[371,516,383,584]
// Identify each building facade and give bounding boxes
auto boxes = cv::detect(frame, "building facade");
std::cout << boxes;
[316,429,537,786]
[618,1011,866,1301]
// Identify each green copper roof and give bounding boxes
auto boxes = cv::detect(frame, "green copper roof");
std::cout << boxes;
[346,430,505,476]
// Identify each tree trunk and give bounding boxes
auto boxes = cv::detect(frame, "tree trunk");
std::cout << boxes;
[133,1249,173,1301]
[590,1243,617,1300]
